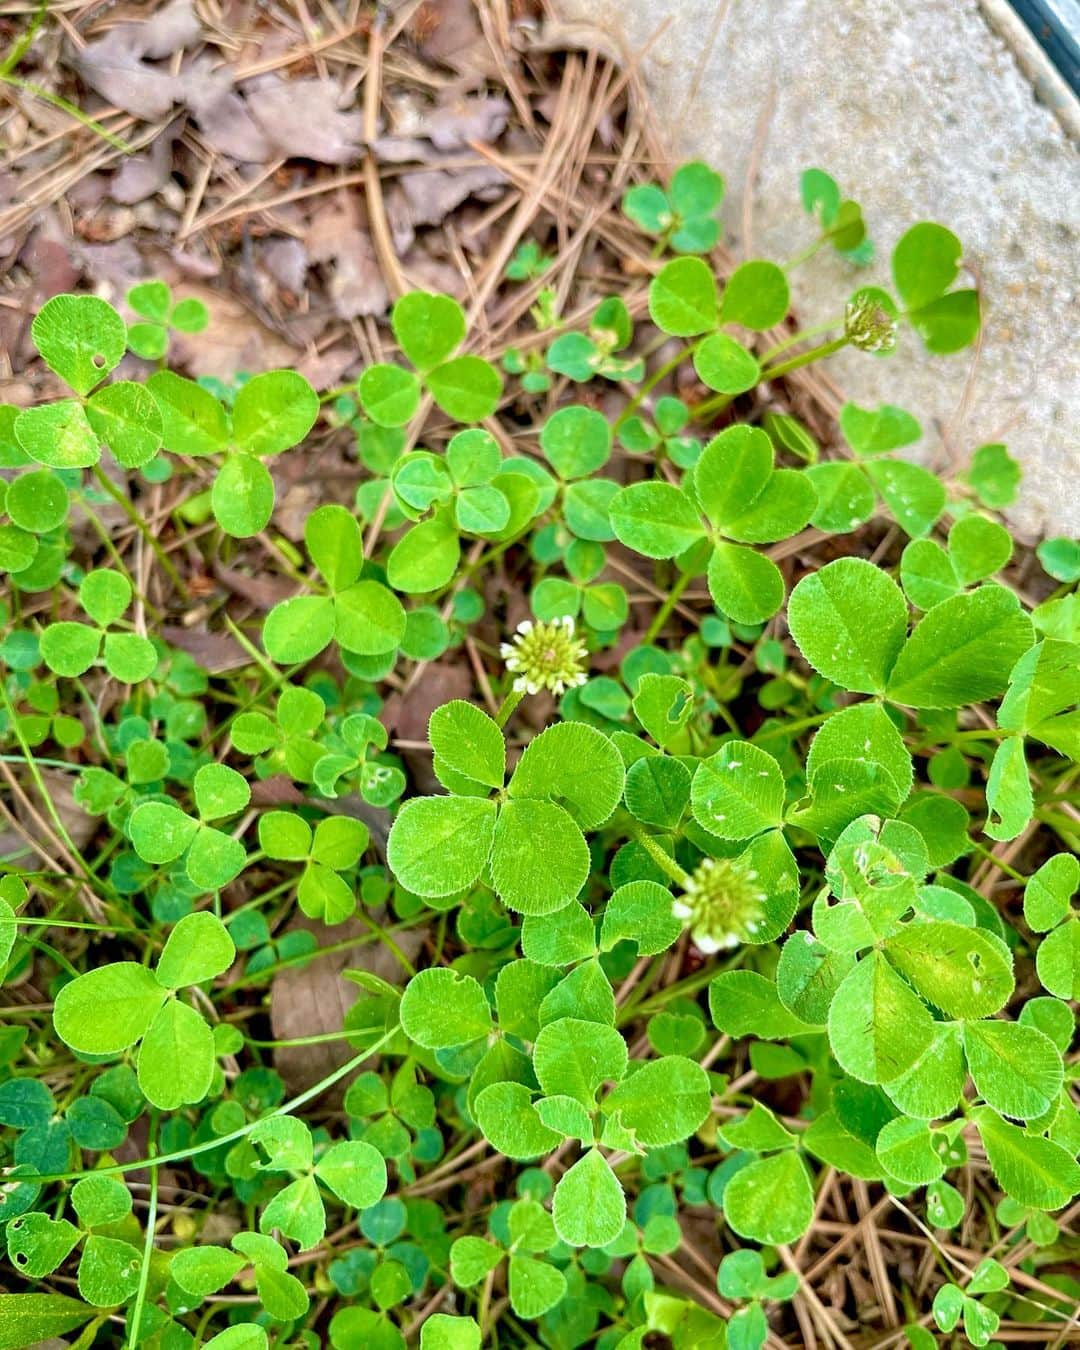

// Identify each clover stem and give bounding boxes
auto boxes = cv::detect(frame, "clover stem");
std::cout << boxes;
[496,688,525,729]
[643,563,695,644]
[31,1027,399,1184]
[759,335,849,382]
[784,235,826,270]
[758,317,844,366]
[90,466,191,602]
[126,1112,159,1350]
[614,338,704,432]
[631,825,689,887]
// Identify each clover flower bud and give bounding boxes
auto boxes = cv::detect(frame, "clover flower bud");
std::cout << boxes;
[672,854,768,954]
[500,616,588,697]
[844,288,899,353]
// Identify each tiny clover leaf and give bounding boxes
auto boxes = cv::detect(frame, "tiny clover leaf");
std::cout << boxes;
[259,811,370,924]
[31,294,126,395]
[359,291,502,423]
[548,296,643,384]
[723,1150,815,1246]
[39,570,157,683]
[623,160,724,254]
[128,762,250,891]
[552,1147,626,1248]
[262,505,405,664]
[800,167,872,261]
[610,425,815,624]
[149,367,317,536]
[891,222,980,353]
[53,912,234,1110]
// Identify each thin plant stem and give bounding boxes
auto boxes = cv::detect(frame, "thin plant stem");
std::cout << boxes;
[90,467,191,601]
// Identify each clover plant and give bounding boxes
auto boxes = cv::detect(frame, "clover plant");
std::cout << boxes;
[0,157,1076,1350]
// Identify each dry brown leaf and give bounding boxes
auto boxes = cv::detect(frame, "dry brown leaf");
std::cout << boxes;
[74,34,181,120]
[184,66,271,162]
[419,95,510,151]
[111,132,175,204]
[166,283,296,377]
[133,0,202,58]
[305,207,388,319]
[269,914,424,1093]
[246,78,365,165]
[410,0,493,76]
[160,625,249,674]
[397,164,506,228]
[260,237,309,293]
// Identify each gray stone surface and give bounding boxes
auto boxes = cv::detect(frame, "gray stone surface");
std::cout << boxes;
[554,0,1080,540]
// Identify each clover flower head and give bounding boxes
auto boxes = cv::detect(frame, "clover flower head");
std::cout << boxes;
[672,854,767,954]
[844,289,899,353]
[500,616,588,696]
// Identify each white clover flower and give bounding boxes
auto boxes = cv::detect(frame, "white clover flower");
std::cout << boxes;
[672,855,768,954]
[500,615,588,696]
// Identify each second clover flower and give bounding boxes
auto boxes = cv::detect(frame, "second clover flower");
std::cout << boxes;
[501,616,588,696]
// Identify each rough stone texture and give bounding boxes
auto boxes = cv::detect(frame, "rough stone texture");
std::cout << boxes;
[554,0,1079,539]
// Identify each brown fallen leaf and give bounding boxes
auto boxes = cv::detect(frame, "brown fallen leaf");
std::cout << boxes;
[184,66,272,162]
[397,163,506,228]
[166,283,296,377]
[306,206,388,320]
[111,131,176,204]
[133,0,202,58]
[246,77,365,165]
[74,34,181,120]
[418,95,510,151]
[269,914,424,1094]
[160,625,250,675]
[260,237,309,294]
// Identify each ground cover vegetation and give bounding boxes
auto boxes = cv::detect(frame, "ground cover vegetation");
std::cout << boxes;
[0,44,1078,1349]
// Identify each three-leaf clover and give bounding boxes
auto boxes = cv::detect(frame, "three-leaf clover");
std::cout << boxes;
[358,292,502,426]
[388,429,541,591]
[14,294,164,471]
[126,279,208,361]
[251,1115,387,1249]
[262,504,406,665]
[147,365,318,536]
[53,911,236,1110]
[39,570,157,683]
[805,400,946,538]
[610,424,816,624]
[386,705,624,916]
[799,167,873,263]
[546,296,644,384]
[623,161,725,254]
[128,762,251,890]
[450,1199,568,1321]
[172,1230,309,1322]
[258,810,370,924]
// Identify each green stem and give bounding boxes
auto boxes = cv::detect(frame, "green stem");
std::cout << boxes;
[631,825,689,887]
[89,467,191,601]
[496,689,524,730]
[643,564,695,644]
[126,1114,159,1350]
[758,335,849,383]
[31,1027,398,1184]
[758,318,843,366]
[613,339,702,433]
[784,235,826,270]
[0,72,131,151]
